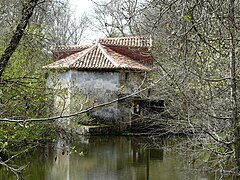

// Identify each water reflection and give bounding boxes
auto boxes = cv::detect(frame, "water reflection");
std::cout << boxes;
[47,138,70,180]
[0,136,215,180]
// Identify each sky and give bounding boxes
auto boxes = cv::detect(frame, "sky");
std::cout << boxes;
[69,0,93,16]
[68,0,104,44]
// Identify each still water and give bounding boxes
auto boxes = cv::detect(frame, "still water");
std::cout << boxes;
[1,136,216,180]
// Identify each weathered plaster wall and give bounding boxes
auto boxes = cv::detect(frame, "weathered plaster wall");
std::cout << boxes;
[70,71,120,99]
[48,71,72,113]
[47,71,72,89]
[48,70,146,128]
[118,71,147,129]
[119,71,146,94]
[47,71,72,126]
[70,70,121,123]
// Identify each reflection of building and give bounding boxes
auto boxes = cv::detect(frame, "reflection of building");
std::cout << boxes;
[46,136,165,180]
[43,36,159,130]
[47,138,70,180]
[0,137,212,179]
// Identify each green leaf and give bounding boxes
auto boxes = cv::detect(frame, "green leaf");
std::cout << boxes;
[184,15,191,22]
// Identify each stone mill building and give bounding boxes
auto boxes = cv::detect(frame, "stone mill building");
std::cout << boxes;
[44,36,157,131]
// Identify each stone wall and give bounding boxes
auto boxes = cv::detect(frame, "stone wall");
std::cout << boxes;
[48,70,146,128]
[48,70,122,123]
[47,72,71,111]
[70,71,120,100]
[70,70,121,123]
[119,71,146,94]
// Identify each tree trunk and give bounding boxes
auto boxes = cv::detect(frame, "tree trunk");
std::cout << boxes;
[0,0,39,78]
[229,0,240,172]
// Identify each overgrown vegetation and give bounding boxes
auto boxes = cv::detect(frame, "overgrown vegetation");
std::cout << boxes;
[0,0,239,178]
[0,0,89,177]
[91,0,240,176]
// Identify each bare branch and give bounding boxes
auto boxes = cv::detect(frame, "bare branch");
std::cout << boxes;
[0,78,161,123]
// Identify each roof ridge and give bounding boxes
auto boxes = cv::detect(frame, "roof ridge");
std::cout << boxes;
[99,35,149,39]
[69,44,97,67]
[44,36,153,71]
[51,45,91,51]
[99,36,152,48]
[97,43,119,67]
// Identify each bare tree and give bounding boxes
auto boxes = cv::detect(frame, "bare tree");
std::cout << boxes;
[91,0,239,174]
[91,0,146,37]
[139,0,240,174]
[46,0,90,45]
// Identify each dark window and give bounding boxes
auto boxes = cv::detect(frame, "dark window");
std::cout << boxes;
[125,72,129,80]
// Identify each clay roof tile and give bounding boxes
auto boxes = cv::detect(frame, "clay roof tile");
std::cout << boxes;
[44,36,153,71]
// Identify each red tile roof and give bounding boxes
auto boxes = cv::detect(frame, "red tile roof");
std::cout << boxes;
[51,45,91,51]
[72,44,115,69]
[51,45,91,61]
[99,36,152,48]
[101,46,151,71]
[44,36,153,71]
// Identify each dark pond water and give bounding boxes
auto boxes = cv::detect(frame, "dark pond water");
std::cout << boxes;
[0,136,216,180]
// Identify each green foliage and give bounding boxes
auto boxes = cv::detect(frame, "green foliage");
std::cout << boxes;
[184,15,191,22]
[0,23,52,118]
[0,23,54,157]
[192,150,212,167]
[0,122,56,156]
